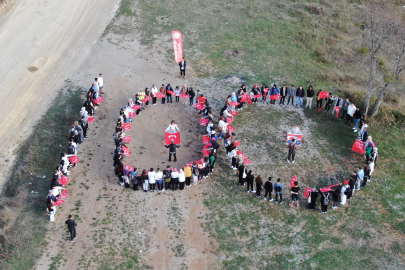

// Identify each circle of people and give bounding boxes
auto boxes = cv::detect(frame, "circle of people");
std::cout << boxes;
[112,82,378,214]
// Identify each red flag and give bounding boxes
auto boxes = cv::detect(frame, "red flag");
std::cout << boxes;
[172,31,183,63]
[264,88,269,95]
[122,146,130,156]
[237,151,247,158]
[303,187,312,199]
[240,94,248,102]
[200,118,208,126]
[247,96,252,105]
[244,158,253,165]
[203,150,210,157]
[329,183,342,189]
[203,135,210,144]
[131,105,141,110]
[122,123,131,130]
[227,118,234,124]
[230,101,240,106]
[234,141,240,147]
[270,94,281,100]
[60,190,68,199]
[94,97,104,104]
[228,125,235,133]
[165,131,181,144]
[351,139,365,154]
[320,187,333,192]
[142,96,151,103]
[286,133,303,146]
[123,164,134,172]
[179,94,189,99]
[128,111,135,118]
[318,107,323,112]
[319,91,329,99]
[334,106,340,117]
[230,110,238,117]
[195,103,205,110]
[123,136,131,143]
[88,116,94,123]
[59,176,70,186]
[53,199,65,206]
[155,93,165,98]
[253,93,262,98]
[290,175,297,188]
[69,155,80,164]
[167,90,174,95]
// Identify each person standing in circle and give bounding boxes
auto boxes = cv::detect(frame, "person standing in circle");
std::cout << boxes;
[165,139,181,162]
[274,178,283,204]
[179,58,186,78]
[65,214,77,242]
[255,175,263,198]
[289,181,300,208]
[151,84,158,106]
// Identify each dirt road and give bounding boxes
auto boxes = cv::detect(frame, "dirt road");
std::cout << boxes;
[0,0,120,189]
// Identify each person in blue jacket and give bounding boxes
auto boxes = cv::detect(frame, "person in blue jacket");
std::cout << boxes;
[270,84,279,104]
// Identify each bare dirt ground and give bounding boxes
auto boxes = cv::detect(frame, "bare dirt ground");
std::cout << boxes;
[0,0,120,189]
[34,36,218,270]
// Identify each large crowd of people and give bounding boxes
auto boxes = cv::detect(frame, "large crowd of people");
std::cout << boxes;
[46,74,104,227]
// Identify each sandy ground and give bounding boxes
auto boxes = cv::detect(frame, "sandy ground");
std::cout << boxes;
[0,0,121,190]
[34,36,218,269]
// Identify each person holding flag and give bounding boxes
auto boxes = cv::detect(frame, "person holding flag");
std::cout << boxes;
[270,84,279,104]
[165,139,181,162]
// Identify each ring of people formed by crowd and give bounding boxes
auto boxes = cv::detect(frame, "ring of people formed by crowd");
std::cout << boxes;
[113,82,378,214]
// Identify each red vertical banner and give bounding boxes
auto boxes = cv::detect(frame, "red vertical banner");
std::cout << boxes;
[172,31,183,63]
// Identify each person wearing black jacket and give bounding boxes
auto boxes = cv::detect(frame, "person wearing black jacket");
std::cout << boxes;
[65,214,77,242]
[165,140,181,162]
[361,127,369,142]
[308,188,318,210]
[264,177,273,201]
[246,170,254,192]
[79,116,88,139]
[188,87,195,106]
[331,188,340,210]
[316,90,323,108]
[305,86,314,109]
[179,59,186,78]
[295,85,305,107]
[67,142,75,155]
[324,94,332,112]
[348,172,356,201]
[353,108,362,132]
[279,85,287,105]
[237,162,246,185]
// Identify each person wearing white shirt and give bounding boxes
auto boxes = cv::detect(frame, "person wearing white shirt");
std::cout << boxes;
[98,73,104,93]
[179,169,186,190]
[289,125,302,135]
[346,103,356,125]
[166,120,180,133]
[218,117,228,138]
[155,168,164,192]
[148,169,156,192]
[151,84,158,105]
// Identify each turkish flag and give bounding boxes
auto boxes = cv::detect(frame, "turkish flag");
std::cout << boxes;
[88,116,94,123]
[227,118,234,124]
[131,105,141,110]
[128,111,135,118]
[234,141,240,147]
[264,88,269,95]
[290,175,297,188]
[142,96,151,103]
[320,187,333,192]
[237,151,247,158]
[303,187,312,199]
[53,199,65,206]
[334,106,340,117]
[253,93,262,98]
[124,164,134,172]
[352,139,365,154]
[228,125,235,133]
[165,131,181,144]
[60,190,68,199]
[200,118,208,126]
[270,94,281,100]
[59,176,70,186]
[202,144,211,152]
[123,136,131,143]
[172,31,183,63]
[240,94,249,102]
[155,93,165,98]
[230,101,240,107]
[122,123,131,130]
[69,155,80,164]
[329,183,342,190]
[203,135,210,144]
[230,110,238,117]
[319,91,329,99]
[244,158,253,165]
[122,146,130,156]
[195,103,205,110]
[247,96,252,105]
[167,90,174,95]
[94,97,104,104]
[203,150,210,157]
[180,94,189,99]
[286,133,303,146]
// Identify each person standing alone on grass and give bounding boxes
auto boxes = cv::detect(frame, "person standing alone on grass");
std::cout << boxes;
[305,86,314,109]
[65,214,77,242]
[287,138,298,163]
[179,58,186,78]
[290,181,300,208]
[274,178,283,204]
